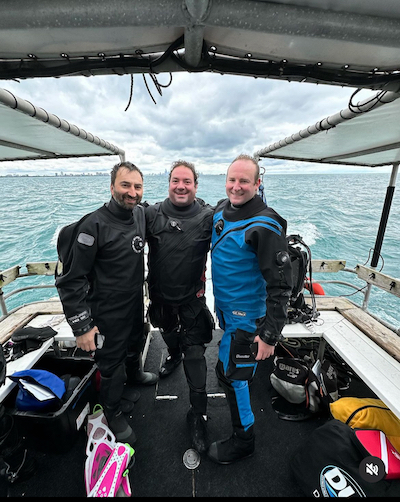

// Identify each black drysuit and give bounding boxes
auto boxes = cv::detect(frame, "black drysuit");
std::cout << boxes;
[145,198,214,414]
[55,198,146,377]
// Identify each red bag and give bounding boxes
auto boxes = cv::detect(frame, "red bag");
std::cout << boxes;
[355,429,400,480]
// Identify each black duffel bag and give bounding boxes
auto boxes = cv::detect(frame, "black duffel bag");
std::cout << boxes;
[290,419,400,497]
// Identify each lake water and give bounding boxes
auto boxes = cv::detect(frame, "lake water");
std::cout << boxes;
[1,172,399,329]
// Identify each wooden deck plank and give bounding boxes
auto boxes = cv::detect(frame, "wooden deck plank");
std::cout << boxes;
[356,264,400,298]
[0,266,20,288]
[340,308,400,362]
[0,300,63,343]
[311,259,346,273]
[306,296,355,311]
[0,313,36,344]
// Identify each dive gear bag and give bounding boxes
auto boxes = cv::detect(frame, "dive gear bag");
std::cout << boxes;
[330,397,400,452]
[270,339,339,419]
[0,405,36,487]
[290,419,400,497]
[271,356,338,415]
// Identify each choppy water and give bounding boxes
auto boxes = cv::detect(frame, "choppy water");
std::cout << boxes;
[1,173,399,329]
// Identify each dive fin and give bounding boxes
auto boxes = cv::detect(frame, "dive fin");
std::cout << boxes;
[87,443,135,497]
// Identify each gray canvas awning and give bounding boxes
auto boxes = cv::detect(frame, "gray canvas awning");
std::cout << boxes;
[0,88,125,162]
[1,1,400,92]
[255,90,400,168]
[254,88,400,271]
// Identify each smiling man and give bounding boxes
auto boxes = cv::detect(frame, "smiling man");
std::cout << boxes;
[110,166,143,209]
[145,160,214,453]
[208,154,293,464]
[56,161,148,447]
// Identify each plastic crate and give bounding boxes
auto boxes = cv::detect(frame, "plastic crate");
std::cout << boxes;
[4,355,97,453]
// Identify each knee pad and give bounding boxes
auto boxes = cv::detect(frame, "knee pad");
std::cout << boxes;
[183,345,206,392]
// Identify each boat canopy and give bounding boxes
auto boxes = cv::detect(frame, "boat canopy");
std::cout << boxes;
[0,88,124,162]
[254,88,400,271]
[1,0,400,92]
[254,90,400,168]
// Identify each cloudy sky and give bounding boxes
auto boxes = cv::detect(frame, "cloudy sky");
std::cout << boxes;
[0,72,391,176]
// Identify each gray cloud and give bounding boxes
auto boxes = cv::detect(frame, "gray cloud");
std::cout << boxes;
[0,73,388,176]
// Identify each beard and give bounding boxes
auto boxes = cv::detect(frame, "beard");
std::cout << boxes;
[113,190,138,210]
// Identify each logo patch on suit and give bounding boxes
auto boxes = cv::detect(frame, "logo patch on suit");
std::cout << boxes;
[132,236,144,253]
[77,233,95,246]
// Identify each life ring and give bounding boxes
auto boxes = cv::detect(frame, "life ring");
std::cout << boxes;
[304,277,325,295]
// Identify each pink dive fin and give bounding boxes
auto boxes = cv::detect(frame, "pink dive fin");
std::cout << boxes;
[85,427,116,495]
[87,442,135,497]
[85,404,135,497]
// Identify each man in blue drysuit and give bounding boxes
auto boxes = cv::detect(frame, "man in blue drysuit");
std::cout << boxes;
[208,154,293,464]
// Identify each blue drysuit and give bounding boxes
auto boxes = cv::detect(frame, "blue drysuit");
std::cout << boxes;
[211,195,292,431]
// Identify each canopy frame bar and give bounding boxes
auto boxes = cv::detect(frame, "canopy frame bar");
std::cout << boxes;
[254,90,400,163]
[0,138,58,157]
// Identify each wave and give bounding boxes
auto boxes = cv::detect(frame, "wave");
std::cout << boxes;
[287,221,320,246]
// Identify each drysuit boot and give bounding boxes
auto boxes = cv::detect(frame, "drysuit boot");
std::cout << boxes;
[99,366,137,445]
[120,385,141,414]
[159,351,182,378]
[186,406,208,453]
[0,408,36,485]
[208,426,255,465]
[126,352,158,386]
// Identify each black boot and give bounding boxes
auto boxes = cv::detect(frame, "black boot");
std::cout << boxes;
[99,366,137,445]
[159,352,182,378]
[0,408,36,484]
[186,407,208,453]
[126,352,158,386]
[208,426,255,464]
[120,385,140,414]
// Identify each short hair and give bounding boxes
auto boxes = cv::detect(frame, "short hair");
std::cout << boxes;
[169,160,198,186]
[229,154,260,182]
[111,161,143,185]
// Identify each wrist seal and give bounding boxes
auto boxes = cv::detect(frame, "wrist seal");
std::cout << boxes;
[73,321,95,337]
[259,332,281,346]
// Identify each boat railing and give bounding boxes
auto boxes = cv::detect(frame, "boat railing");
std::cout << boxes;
[0,260,151,322]
[0,262,57,320]
[1,260,399,334]
[307,260,400,335]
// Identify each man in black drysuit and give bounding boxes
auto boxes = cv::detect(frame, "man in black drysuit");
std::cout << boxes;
[55,161,154,445]
[145,160,214,452]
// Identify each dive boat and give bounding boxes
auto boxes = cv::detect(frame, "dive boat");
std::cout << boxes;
[0,1,400,497]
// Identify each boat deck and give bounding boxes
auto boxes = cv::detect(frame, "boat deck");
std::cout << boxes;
[0,299,379,497]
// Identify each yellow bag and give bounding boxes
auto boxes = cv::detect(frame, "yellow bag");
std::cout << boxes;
[330,397,400,452]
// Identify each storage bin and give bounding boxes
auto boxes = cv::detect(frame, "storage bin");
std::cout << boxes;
[3,355,97,453]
